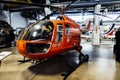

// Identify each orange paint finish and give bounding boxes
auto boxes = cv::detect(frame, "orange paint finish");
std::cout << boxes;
[16,15,82,60]
[16,40,27,57]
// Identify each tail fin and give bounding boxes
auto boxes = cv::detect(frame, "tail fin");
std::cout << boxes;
[80,19,91,32]
[107,29,115,35]
[105,23,115,34]
[86,19,91,30]
[105,29,115,38]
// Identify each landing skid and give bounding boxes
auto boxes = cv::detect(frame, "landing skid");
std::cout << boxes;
[79,52,89,63]
[75,46,89,63]
[62,51,89,80]
[18,56,31,63]
[18,56,48,64]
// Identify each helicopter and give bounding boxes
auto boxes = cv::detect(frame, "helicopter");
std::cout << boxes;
[0,20,15,47]
[16,15,89,63]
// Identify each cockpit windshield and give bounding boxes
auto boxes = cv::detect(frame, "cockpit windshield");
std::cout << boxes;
[21,21,54,41]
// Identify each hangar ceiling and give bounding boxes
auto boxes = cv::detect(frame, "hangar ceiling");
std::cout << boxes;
[1,0,120,14]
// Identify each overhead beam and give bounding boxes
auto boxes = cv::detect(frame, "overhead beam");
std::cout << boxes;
[68,1,120,8]
[0,1,56,8]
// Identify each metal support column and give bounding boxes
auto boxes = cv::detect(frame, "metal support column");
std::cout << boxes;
[92,4,101,45]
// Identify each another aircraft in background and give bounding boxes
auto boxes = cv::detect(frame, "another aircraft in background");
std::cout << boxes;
[0,20,15,47]
[80,19,92,41]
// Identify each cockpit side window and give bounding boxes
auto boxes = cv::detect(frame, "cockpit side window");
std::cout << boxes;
[23,21,54,41]
[55,23,63,42]
[46,25,54,40]
[65,24,70,35]
[41,23,53,40]
[23,23,42,40]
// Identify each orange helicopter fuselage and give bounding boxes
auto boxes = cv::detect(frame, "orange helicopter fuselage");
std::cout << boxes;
[16,15,82,60]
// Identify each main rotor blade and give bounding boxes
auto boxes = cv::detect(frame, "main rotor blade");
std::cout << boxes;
[65,0,78,8]
[64,0,78,11]
[41,12,56,20]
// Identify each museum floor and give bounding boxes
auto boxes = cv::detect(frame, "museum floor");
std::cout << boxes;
[0,39,120,80]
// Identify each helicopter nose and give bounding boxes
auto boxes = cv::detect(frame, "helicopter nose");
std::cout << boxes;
[17,40,26,54]
[26,43,50,54]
